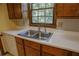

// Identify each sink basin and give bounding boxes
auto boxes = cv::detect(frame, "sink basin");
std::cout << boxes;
[34,32,53,41]
[18,30,53,41]
[18,30,38,38]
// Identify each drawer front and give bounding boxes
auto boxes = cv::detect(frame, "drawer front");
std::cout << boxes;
[42,45,65,56]
[15,37,23,45]
[24,40,40,50]
[25,46,40,56]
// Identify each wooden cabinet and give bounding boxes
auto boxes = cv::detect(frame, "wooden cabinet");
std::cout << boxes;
[15,37,25,56]
[0,37,3,49]
[7,3,22,19]
[56,3,64,17]
[41,45,71,56]
[16,43,25,56]
[56,3,79,18]
[0,35,4,55]
[7,4,14,19]
[25,46,40,56]
[24,40,40,56]
[15,37,78,56]
[42,52,53,56]
[71,52,79,56]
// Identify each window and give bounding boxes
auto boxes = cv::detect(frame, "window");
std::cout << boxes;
[28,3,56,28]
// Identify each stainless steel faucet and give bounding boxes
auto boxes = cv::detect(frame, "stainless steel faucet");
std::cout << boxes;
[38,18,47,33]
[44,18,47,33]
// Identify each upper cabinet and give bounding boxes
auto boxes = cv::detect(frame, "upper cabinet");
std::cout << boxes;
[56,3,79,19]
[7,3,22,19]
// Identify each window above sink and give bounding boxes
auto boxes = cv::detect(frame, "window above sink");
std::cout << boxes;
[28,3,56,28]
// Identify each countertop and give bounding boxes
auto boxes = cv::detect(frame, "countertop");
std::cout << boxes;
[2,27,79,53]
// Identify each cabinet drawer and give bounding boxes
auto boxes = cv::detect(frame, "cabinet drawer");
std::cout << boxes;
[24,40,40,50]
[15,37,23,45]
[42,45,66,56]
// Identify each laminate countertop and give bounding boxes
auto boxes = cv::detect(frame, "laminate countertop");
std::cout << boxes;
[2,27,79,53]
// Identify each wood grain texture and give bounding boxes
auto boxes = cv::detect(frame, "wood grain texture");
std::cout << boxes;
[24,40,40,50]
[25,46,40,56]
[42,45,66,56]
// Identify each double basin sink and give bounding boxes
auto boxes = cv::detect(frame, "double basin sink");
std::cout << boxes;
[18,30,53,42]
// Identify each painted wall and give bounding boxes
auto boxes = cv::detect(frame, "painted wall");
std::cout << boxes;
[0,4,18,32]
[57,19,79,32]
[0,3,79,32]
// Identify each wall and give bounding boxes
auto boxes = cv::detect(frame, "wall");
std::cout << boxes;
[0,3,79,32]
[0,4,18,32]
[57,19,79,32]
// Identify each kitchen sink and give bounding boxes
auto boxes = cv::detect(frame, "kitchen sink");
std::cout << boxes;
[18,30,53,41]
[18,30,38,38]
[34,31,52,41]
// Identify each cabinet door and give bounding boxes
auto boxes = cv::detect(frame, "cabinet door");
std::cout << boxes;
[74,4,79,16]
[56,3,64,17]
[25,46,40,56]
[63,3,77,17]
[7,3,22,19]
[13,3,22,19]
[56,3,79,18]
[72,52,79,56]
[0,37,4,55]
[42,45,67,56]
[16,43,25,56]
[7,4,14,19]
[15,37,25,56]
[42,52,54,56]
[24,40,40,50]
[0,38,3,49]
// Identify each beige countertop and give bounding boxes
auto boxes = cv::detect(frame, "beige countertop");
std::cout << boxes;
[2,27,79,53]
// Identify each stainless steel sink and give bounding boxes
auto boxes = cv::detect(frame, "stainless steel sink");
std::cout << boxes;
[18,30,53,41]
[18,30,38,38]
[34,31,52,41]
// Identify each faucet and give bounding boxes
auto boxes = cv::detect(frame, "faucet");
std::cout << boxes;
[38,19,47,33]
[38,26,41,32]
[44,18,47,34]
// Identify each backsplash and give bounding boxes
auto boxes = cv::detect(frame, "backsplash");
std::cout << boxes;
[57,19,79,32]
[15,19,79,32]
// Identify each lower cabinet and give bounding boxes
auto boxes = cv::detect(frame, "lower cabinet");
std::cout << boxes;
[25,46,40,56]
[15,37,79,56]
[71,52,79,56]
[41,45,72,56]
[15,37,25,56]
[16,43,25,56]
[24,40,40,56]
[42,52,53,56]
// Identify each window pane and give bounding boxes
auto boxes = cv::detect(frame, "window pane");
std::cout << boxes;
[45,3,53,8]
[46,9,53,16]
[32,10,38,16]
[39,3,45,8]
[32,17,39,23]
[39,10,45,16]
[46,17,53,24]
[32,4,39,9]
[39,17,45,23]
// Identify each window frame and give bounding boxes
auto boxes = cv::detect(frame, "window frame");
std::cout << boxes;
[28,3,56,28]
